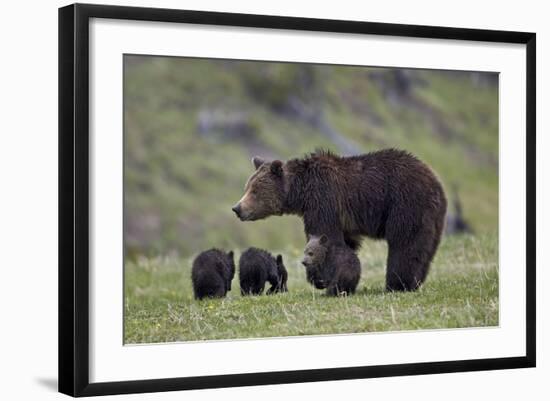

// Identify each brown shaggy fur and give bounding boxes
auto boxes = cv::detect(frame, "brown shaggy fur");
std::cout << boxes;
[302,235,361,296]
[232,149,447,291]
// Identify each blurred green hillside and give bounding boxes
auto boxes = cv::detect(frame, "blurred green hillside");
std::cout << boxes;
[124,55,498,257]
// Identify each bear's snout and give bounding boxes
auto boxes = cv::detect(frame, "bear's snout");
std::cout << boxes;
[302,259,313,268]
[231,203,242,218]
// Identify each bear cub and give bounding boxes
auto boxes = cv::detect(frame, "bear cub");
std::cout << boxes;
[191,249,235,300]
[239,247,288,295]
[302,235,361,296]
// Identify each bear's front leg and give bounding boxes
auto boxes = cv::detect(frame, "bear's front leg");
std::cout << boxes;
[343,233,362,251]
[303,212,347,246]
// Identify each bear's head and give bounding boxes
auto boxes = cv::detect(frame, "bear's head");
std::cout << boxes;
[232,157,285,221]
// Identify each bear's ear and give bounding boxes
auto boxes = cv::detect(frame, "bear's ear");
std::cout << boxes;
[319,235,328,245]
[252,156,265,170]
[227,250,234,260]
[276,254,283,265]
[271,160,283,177]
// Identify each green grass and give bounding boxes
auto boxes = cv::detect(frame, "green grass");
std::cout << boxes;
[124,232,498,344]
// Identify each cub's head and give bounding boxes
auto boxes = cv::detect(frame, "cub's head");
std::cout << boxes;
[301,235,329,268]
[232,157,285,221]
[302,235,331,289]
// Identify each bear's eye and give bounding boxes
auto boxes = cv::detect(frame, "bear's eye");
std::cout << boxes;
[308,252,314,257]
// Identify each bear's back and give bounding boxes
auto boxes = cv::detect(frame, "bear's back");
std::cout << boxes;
[239,248,278,277]
[359,149,445,200]
[192,249,228,274]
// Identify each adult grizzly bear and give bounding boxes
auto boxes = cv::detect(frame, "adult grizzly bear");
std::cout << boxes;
[239,247,288,295]
[232,149,447,291]
[302,235,361,296]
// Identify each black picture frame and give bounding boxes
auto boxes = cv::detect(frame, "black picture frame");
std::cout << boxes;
[58,3,536,397]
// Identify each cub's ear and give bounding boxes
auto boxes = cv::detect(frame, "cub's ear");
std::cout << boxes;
[276,254,283,265]
[319,235,328,245]
[252,156,265,170]
[271,160,283,177]
[228,250,234,260]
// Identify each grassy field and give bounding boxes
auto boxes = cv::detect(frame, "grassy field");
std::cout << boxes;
[124,232,498,344]
[123,57,499,344]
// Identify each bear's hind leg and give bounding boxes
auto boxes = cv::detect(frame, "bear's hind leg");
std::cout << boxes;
[385,205,445,292]
[385,237,434,292]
